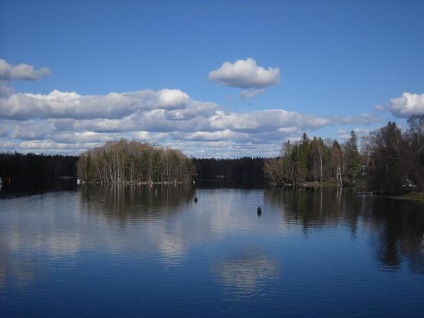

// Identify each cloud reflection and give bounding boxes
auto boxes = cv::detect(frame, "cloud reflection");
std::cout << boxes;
[211,250,280,298]
[157,232,186,267]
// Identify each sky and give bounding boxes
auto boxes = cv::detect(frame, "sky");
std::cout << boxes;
[0,0,423,158]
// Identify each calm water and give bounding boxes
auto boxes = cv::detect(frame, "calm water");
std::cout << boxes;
[1,185,424,317]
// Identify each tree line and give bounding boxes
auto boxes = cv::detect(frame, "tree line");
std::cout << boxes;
[193,157,265,180]
[264,132,359,187]
[76,139,196,184]
[0,152,78,181]
[363,115,424,195]
[264,114,424,195]
[1,114,422,194]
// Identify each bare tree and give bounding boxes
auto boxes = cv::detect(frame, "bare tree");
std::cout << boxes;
[77,139,195,184]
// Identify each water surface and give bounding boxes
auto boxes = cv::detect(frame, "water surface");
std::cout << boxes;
[1,185,423,317]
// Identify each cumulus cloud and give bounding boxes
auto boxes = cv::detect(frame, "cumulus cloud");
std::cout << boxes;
[186,129,249,142]
[0,88,208,120]
[207,109,333,133]
[0,85,385,157]
[388,92,424,117]
[208,58,280,89]
[0,85,14,97]
[0,59,52,81]
[156,89,190,107]
[13,121,56,140]
[71,117,138,133]
[19,140,75,152]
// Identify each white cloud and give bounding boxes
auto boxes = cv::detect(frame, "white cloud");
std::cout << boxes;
[51,131,112,144]
[72,117,137,132]
[13,121,56,140]
[133,131,152,140]
[156,89,190,108]
[0,89,212,121]
[186,129,249,142]
[208,58,280,89]
[19,140,75,152]
[0,85,388,157]
[388,92,424,117]
[207,109,333,133]
[0,59,52,81]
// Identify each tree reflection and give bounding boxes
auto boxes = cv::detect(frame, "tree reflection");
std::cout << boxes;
[367,198,424,272]
[265,188,362,236]
[79,184,195,222]
[266,188,424,272]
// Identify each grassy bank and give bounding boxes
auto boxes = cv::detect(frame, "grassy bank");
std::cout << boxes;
[395,191,424,201]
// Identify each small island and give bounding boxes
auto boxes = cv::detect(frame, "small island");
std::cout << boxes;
[77,139,196,185]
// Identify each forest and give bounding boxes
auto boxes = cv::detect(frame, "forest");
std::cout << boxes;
[0,115,423,195]
[0,152,78,182]
[193,157,265,180]
[264,115,424,195]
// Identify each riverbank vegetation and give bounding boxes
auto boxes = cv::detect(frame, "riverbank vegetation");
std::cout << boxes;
[264,115,424,196]
[264,131,361,188]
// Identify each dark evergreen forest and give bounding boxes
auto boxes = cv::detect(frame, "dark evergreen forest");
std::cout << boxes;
[0,152,264,185]
[0,152,79,196]
[193,157,265,187]
[0,152,78,182]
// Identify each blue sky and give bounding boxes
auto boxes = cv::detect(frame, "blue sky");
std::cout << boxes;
[1,0,423,158]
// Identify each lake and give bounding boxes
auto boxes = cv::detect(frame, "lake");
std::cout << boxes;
[1,184,424,317]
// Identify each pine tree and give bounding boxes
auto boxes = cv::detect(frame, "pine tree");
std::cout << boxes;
[344,131,362,183]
